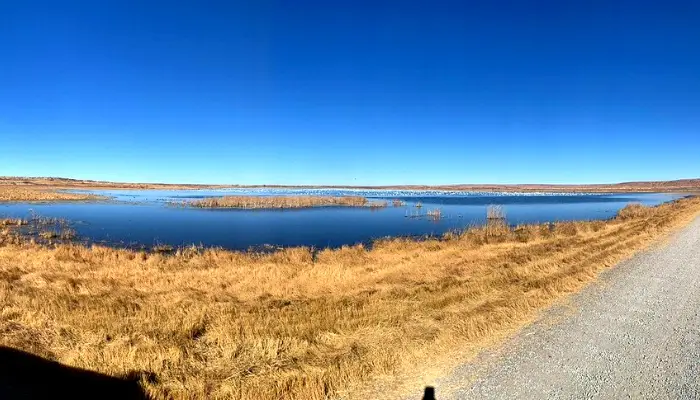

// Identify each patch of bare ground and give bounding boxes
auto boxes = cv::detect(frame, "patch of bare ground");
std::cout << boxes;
[0,197,699,399]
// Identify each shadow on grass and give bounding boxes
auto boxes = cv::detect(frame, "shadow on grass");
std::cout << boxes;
[0,345,442,399]
[0,346,152,399]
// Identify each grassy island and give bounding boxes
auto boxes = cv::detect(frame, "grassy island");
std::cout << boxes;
[189,195,386,209]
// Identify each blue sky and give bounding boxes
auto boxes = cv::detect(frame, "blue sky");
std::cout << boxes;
[1,1,698,185]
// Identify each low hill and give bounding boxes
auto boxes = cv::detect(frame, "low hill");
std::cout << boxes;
[1,176,699,193]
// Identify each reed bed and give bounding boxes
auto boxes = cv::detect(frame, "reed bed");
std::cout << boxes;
[0,218,27,226]
[190,195,377,209]
[1,216,77,245]
[486,205,506,220]
[0,186,101,202]
[368,200,389,208]
[616,202,656,220]
[0,197,699,399]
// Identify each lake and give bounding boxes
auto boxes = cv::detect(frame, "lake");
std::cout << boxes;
[0,189,684,250]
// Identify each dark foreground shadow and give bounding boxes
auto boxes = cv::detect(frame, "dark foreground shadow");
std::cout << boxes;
[423,386,436,399]
[0,346,151,400]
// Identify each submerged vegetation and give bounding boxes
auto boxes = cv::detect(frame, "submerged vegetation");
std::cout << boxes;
[189,195,384,209]
[392,199,406,207]
[0,186,102,202]
[426,208,442,220]
[0,197,698,399]
[1,215,77,246]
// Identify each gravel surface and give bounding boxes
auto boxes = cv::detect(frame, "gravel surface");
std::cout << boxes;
[430,216,700,400]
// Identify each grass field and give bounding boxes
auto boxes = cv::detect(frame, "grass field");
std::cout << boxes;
[1,196,699,399]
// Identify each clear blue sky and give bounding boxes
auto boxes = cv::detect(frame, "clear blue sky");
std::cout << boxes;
[1,1,698,185]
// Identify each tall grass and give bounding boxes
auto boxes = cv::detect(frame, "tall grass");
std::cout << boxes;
[486,205,506,220]
[0,198,698,399]
[0,186,101,202]
[616,202,656,220]
[190,195,375,209]
[0,218,27,226]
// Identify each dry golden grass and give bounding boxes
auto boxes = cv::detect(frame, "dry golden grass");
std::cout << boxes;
[616,202,656,220]
[0,218,27,227]
[0,197,699,399]
[0,186,101,202]
[190,195,377,209]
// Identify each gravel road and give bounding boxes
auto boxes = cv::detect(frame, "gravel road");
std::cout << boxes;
[431,215,700,400]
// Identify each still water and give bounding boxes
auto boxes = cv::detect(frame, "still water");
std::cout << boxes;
[0,189,684,250]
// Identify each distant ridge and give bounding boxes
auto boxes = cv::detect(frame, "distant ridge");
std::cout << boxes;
[1,176,699,193]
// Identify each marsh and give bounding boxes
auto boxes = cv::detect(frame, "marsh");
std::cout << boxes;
[0,188,683,250]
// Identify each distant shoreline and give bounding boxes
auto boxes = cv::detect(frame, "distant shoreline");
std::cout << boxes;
[1,176,700,193]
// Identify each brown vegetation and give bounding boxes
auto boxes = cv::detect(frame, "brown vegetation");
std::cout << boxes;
[0,218,27,227]
[486,205,506,221]
[616,202,656,220]
[190,195,377,209]
[368,200,389,208]
[0,186,102,202]
[0,176,217,190]
[0,197,699,399]
[38,228,77,241]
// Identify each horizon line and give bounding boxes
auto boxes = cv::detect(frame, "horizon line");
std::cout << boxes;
[2,175,699,188]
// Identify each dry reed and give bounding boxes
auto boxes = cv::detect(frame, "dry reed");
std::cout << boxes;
[190,195,374,209]
[368,200,389,208]
[0,218,27,226]
[616,202,656,220]
[0,186,101,202]
[392,199,406,207]
[486,205,506,220]
[0,198,698,399]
